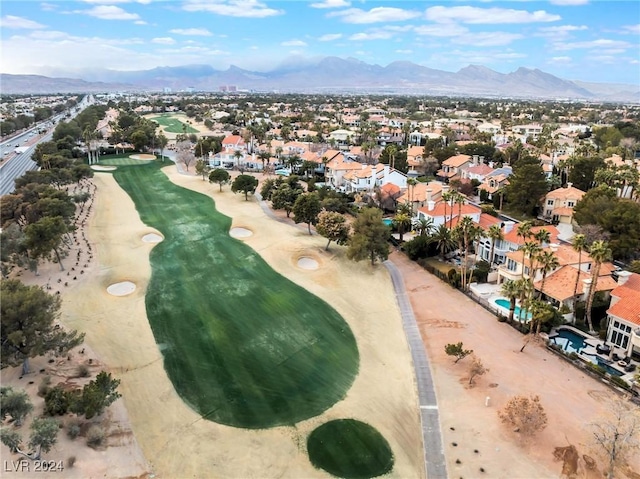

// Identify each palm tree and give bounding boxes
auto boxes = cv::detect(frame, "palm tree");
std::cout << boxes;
[441,191,453,229]
[393,212,412,243]
[516,221,533,276]
[537,250,559,300]
[453,191,466,224]
[430,224,455,261]
[533,228,551,247]
[585,240,612,334]
[233,150,243,169]
[413,217,434,237]
[521,241,542,281]
[516,277,534,323]
[571,234,587,317]
[501,279,520,323]
[407,178,418,216]
[156,132,168,163]
[387,144,398,170]
[487,224,503,267]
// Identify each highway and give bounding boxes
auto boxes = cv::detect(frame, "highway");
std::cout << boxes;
[0,96,92,196]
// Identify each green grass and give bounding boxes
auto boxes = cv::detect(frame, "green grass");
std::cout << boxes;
[99,155,154,166]
[112,162,359,428]
[307,419,394,478]
[148,114,199,134]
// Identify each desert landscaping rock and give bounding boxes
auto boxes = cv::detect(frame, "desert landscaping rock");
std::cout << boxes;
[142,233,163,243]
[297,257,319,270]
[229,227,253,238]
[107,281,136,296]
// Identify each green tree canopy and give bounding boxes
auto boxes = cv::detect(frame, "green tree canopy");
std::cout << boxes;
[293,192,322,235]
[504,156,548,216]
[1,280,84,373]
[316,211,350,251]
[231,174,259,200]
[347,207,390,265]
[568,155,606,191]
[271,183,302,217]
[208,168,231,191]
[70,371,121,419]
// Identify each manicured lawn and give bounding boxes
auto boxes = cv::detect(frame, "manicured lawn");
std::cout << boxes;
[307,419,394,478]
[99,155,153,166]
[112,163,359,428]
[148,114,199,134]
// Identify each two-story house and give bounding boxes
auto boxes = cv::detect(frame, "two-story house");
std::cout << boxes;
[605,271,640,360]
[436,154,472,182]
[543,183,585,224]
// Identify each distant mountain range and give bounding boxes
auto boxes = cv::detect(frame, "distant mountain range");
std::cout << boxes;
[2,57,638,102]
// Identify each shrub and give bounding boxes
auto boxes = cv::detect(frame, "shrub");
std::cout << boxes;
[609,376,630,390]
[44,385,70,416]
[86,425,105,448]
[587,363,606,376]
[38,376,52,397]
[76,364,90,378]
[67,456,76,468]
[66,419,82,439]
[568,352,580,361]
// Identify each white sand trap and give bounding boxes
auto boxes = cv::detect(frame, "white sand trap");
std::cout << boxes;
[142,233,163,243]
[91,165,117,171]
[107,281,136,296]
[129,154,156,160]
[229,227,253,238]
[297,257,319,270]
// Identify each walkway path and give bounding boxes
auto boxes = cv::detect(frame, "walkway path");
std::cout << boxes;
[385,260,448,479]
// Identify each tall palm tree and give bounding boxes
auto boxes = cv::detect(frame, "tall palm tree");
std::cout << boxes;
[501,279,520,323]
[516,221,533,277]
[413,217,434,237]
[407,178,418,216]
[156,132,168,163]
[393,212,412,243]
[441,191,453,229]
[453,191,466,224]
[233,149,243,169]
[430,224,455,261]
[516,277,534,323]
[571,234,587,317]
[533,228,551,247]
[487,223,503,267]
[585,240,612,335]
[537,250,560,300]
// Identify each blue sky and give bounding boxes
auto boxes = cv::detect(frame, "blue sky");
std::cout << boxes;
[1,1,639,84]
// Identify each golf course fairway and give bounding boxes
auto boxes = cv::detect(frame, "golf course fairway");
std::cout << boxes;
[112,162,359,428]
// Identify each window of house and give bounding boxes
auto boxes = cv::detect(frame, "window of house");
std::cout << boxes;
[610,320,630,350]
[507,259,517,272]
[547,200,554,205]
[567,201,574,207]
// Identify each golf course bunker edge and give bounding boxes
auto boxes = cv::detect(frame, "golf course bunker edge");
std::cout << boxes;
[229,226,253,238]
[142,233,164,243]
[107,281,136,296]
[297,256,319,270]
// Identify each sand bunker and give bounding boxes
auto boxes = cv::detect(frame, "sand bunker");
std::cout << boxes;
[91,165,117,171]
[107,281,136,296]
[229,227,253,238]
[142,233,163,243]
[129,154,156,160]
[297,257,319,270]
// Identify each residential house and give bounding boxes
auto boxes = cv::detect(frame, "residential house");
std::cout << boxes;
[543,183,586,224]
[397,181,445,213]
[436,154,472,182]
[478,166,512,201]
[329,129,357,146]
[486,224,559,274]
[605,271,640,360]
[415,196,481,228]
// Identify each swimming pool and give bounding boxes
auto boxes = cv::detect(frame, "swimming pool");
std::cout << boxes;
[551,329,624,377]
[382,218,393,226]
[492,297,532,322]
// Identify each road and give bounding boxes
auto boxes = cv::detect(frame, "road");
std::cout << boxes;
[0,96,93,196]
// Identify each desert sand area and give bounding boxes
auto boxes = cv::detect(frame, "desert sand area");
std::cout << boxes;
[4,161,638,479]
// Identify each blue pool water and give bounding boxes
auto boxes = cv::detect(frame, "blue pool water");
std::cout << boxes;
[382,218,393,226]
[493,297,532,321]
[551,329,624,377]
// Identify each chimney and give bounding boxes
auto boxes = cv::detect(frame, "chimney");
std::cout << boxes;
[549,243,559,252]
[473,155,479,166]
[489,161,494,169]
[384,164,390,183]
[617,270,632,286]
[426,187,433,202]
[566,182,573,189]
[503,220,515,234]
[427,200,435,211]
[582,278,592,297]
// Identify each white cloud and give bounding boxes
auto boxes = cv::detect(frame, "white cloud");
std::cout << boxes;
[414,23,469,37]
[0,15,46,29]
[310,0,350,8]
[549,0,589,5]
[395,49,413,54]
[554,38,632,50]
[77,5,141,20]
[549,56,572,63]
[182,0,283,18]
[328,7,420,24]
[452,31,523,46]
[170,28,213,36]
[152,37,175,44]
[425,6,560,24]
[281,39,307,47]
[349,31,393,41]
[537,24,587,37]
[318,33,342,41]
[40,3,58,12]
[621,24,640,35]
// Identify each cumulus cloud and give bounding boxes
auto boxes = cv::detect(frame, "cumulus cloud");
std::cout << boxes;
[0,15,46,29]
[395,49,413,54]
[328,7,420,24]
[310,0,350,8]
[318,33,342,41]
[170,28,213,36]
[77,5,142,20]
[549,56,572,63]
[452,31,523,46]
[152,37,175,44]
[621,24,640,35]
[281,39,307,47]
[554,38,632,50]
[414,23,469,37]
[182,0,283,18]
[425,6,561,24]
[349,31,393,41]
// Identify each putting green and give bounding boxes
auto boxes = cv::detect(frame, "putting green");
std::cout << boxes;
[112,163,359,428]
[307,419,394,478]
[99,156,151,166]
[149,114,199,134]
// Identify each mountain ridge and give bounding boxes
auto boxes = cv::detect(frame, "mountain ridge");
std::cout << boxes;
[2,58,638,102]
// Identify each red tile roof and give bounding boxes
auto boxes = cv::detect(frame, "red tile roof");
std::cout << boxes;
[608,273,640,325]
